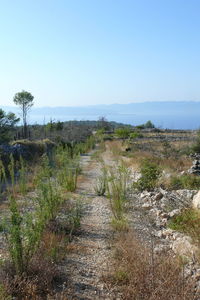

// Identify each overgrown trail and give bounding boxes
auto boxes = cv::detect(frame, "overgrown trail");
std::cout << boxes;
[63,150,120,300]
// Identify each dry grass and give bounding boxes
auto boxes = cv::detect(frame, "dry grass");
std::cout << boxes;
[0,252,59,300]
[125,148,191,173]
[0,227,70,299]
[106,140,123,158]
[41,231,68,262]
[107,231,195,300]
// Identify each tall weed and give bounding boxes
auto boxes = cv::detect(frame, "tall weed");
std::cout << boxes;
[106,162,131,221]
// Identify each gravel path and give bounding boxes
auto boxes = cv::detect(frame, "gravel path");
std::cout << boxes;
[62,152,120,300]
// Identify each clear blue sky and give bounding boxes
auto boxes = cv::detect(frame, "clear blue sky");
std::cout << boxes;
[0,0,199,107]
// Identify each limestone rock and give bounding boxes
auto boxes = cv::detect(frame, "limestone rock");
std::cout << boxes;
[169,209,181,218]
[193,191,200,209]
[188,157,200,175]
[172,236,198,258]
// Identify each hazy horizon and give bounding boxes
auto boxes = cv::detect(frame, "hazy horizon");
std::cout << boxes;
[2,99,200,109]
[2,101,200,130]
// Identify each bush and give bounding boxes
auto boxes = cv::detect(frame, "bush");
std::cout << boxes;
[134,159,161,191]
[115,127,131,139]
[0,109,19,144]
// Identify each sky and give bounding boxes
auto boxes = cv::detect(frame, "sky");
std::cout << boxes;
[0,0,200,107]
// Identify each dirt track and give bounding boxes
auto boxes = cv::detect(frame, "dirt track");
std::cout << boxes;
[62,151,121,299]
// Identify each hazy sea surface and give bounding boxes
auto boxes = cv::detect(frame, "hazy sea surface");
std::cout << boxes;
[29,113,199,130]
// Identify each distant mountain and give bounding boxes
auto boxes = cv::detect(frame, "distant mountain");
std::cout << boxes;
[1,101,200,129]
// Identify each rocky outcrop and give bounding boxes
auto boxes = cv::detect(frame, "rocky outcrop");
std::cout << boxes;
[171,235,198,258]
[193,191,200,209]
[0,139,55,163]
[188,153,200,175]
[131,187,200,294]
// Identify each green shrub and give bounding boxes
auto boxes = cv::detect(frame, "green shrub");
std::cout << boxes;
[134,159,161,191]
[115,127,131,139]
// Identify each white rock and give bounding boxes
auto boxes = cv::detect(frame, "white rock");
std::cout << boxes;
[193,191,200,209]
[155,230,163,238]
[150,208,162,217]
[177,189,195,199]
[169,209,181,218]
[140,191,150,199]
[156,218,168,227]
[172,236,198,258]
[162,228,174,239]
[159,187,168,195]
[142,203,152,210]
[171,232,182,240]
[154,244,169,253]
[160,212,169,219]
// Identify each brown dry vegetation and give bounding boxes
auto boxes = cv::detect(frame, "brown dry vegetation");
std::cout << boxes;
[108,231,195,300]
[106,131,194,174]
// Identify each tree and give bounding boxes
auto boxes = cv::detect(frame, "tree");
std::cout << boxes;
[0,109,20,144]
[98,116,111,131]
[144,120,155,129]
[13,90,34,138]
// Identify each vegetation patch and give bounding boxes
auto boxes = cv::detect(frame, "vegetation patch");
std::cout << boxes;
[134,158,161,191]
[168,208,200,244]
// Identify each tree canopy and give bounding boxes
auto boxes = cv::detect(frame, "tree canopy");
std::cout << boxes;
[13,90,34,138]
[0,109,20,144]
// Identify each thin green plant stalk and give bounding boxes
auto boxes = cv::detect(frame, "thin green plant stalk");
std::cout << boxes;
[19,155,27,195]
[8,155,15,195]
[0,160,7,194]
[106,163,131,220]
[8,195,24,275]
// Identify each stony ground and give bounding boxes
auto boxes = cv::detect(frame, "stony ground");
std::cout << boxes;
[60,152,121,300]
